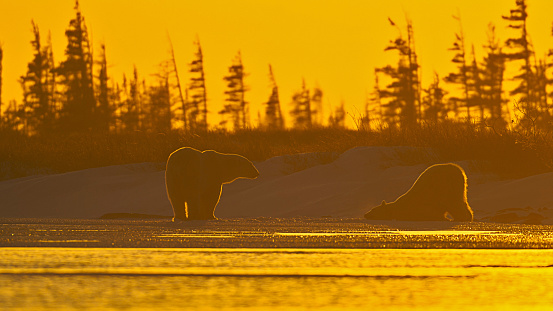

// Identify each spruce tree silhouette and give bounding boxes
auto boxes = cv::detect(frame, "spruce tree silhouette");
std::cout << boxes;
[264,64,284,130]
[188,38,208,132]
[444,13,471,121]
[168,35,188,132]
[95,43,113,132]
[290,78,312,129]
[376,17,420,129]
[0,44,3,128]
[480,23,506,125]
[20,21,56,135]
[56,0,95,132]
[221,51,249,130]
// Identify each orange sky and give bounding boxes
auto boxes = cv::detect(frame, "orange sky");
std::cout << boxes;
[2,0,553,127]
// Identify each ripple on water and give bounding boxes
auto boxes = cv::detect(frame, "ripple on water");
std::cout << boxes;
[1,248,553,310]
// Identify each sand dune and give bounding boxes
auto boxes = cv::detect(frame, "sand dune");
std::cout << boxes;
[1,146,552,224]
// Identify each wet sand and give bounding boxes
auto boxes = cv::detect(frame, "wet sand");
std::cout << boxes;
[2,217,553,248]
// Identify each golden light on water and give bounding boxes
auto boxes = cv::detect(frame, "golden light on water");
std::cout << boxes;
[2,0,553,127]
[2,247,553,310]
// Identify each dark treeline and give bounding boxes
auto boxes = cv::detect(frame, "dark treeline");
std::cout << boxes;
[1,0,553,136]
[363,0,553,135]
[0,1,290,135]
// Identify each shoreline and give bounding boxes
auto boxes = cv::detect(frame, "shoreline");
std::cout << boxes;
[2,217,552,249]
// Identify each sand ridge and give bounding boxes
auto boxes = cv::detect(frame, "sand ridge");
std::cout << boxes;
[1,146,553,224]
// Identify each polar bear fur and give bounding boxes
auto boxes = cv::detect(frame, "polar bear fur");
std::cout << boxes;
[364,163,473,222]
[165,147,259,221]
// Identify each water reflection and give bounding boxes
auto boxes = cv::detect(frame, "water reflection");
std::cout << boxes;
[157,230,520,239]
[1,248,552,310]
[274,230,519,236]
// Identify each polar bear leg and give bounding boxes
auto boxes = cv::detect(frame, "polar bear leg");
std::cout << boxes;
[197,185,222,220]
[184,194,202,220]
[447,202,473,222]
[167,190,187,221]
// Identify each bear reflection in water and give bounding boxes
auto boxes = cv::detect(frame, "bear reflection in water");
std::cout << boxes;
[364,163,474,222]
[165,147,259,221]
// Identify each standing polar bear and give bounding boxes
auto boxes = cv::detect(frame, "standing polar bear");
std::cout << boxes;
[364,163,474,222]
[165,147,259,221]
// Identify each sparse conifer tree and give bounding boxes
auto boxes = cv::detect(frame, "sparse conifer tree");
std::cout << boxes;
[363,69,384,129]
[480,24,506,124]
[546,22,553,119]
[0,44,3,127]
[19,20,55,134]
[148,64,172,133]
[360,94,373,131]
[377,17,420,128]
[444,14,471,121]
[328,101,346,128]
[469,45,485,120]
[56,0,96,131]
[45,32,58,123]
[264,64,284,129]
[188,38,208,132]
[534,59,549,115]
[502,0,553,128]
[290,78,312,129]
[117,75,128,131]
[311,86,324,126]
[422,73,448,123]
[502,0,535,108]
[111,78,132,133]
[168,36,188,131]
[3,100,24,131]
[95,43,113,131]
[220,51,249,130]
[121,66,141,131]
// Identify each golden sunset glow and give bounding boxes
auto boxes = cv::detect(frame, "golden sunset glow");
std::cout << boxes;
[2,0,553,128]
[4,2,553,310]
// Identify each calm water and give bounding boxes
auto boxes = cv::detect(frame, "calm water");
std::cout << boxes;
[1,248,553,310]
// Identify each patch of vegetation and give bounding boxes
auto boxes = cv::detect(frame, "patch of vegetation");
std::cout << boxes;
[1,121,552,180]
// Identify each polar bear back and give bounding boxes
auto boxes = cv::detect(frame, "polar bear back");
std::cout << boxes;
[365,163,473,222]
[399,163,468,205]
